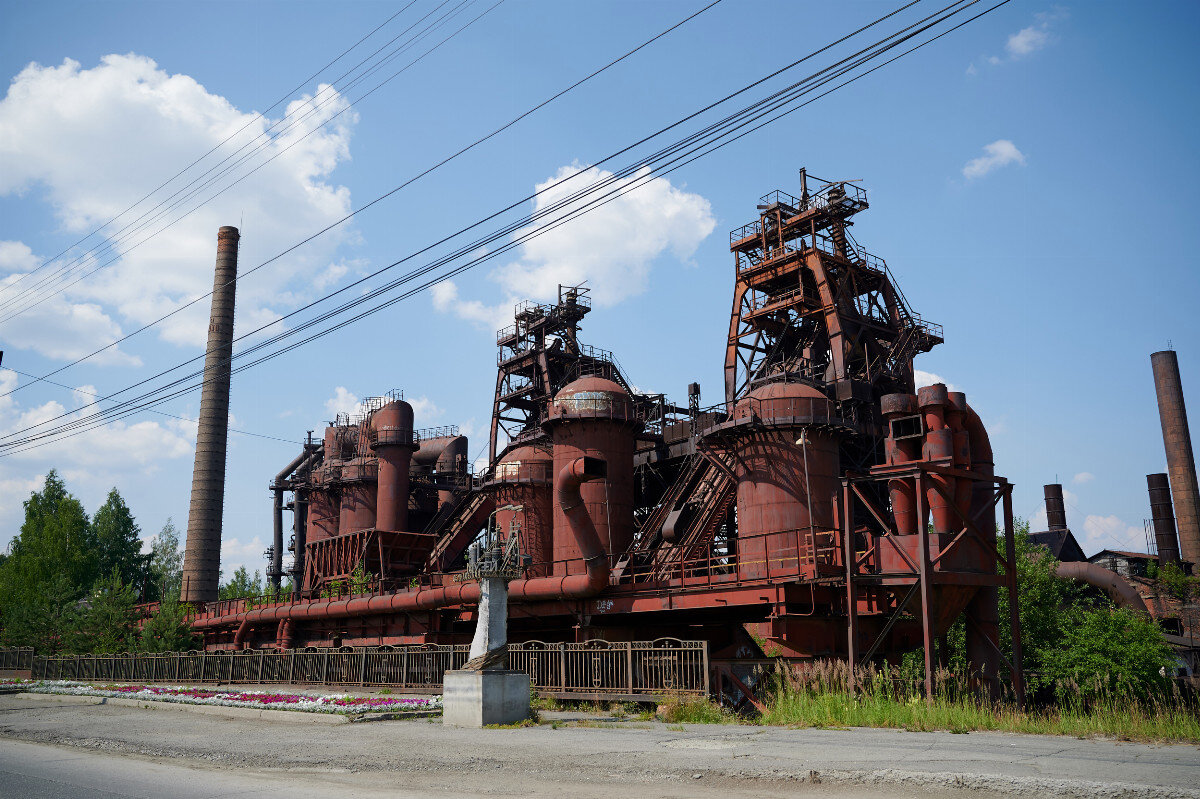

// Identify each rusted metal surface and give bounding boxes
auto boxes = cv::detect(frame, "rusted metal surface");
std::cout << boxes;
[1152,350,1200,566]
[1055,561,1150,613]
[1043,483,1068,531]
[548,377,639,570]
[1147,473,1182,565]
[185,173,1023,704]
[372,399,416,533]
[181,226,239,604]
[29,640,708,698]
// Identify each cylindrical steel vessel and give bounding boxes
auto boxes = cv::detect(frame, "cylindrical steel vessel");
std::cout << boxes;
[547,377,640,575]
[1151,350,1200,565]
[307,426,340,543]
[919,384,955,535]
[1044,484,1067,531]
[181,225,239,603]
[731,382,840,581]
[371,400,416,532]
[1147,473,1182,565]
[882,393,920,535]
[490,444,555,576]
[339,455,378,533]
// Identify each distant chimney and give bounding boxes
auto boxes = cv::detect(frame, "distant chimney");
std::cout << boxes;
[1043,484,1067,531]
[1151,350,1200,565]
[1147,473,1182,565]
[181,226,239,603]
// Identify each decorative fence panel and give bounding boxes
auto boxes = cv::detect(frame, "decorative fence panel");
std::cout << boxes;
[21,640,708,699]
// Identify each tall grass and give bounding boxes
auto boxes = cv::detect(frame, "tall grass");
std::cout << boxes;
[755,660,1200,743]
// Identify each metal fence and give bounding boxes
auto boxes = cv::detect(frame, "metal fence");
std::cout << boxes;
[24,640,708,700]
[0,647,33,671]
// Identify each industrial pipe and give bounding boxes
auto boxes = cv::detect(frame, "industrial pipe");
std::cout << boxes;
[919,384,955,534]
[233,618,251,649]
[371,400,416,532]
[1147,473,1182,565]
[881,393,919,535]
[1055,561,1149,614]
[270,448,317,590]
[961,403,1002,693]
[181,226,240,604]
[192,457,611,630]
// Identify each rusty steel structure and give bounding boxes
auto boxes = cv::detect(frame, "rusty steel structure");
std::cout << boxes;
[1152,350,1200,567]
[189,173,1022,701]
[1147,473,1183,566]
[181,226,239,604]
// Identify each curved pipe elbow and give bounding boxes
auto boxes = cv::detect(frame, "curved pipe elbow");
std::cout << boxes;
[1055,561,1150,614]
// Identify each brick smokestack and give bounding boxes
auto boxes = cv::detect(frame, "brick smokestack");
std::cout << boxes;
[1151,350,1200,566]
[181,226,239,603]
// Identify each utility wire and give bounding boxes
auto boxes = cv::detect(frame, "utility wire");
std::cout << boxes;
[0,2,419,304]
[0,0,484,320]
[0,0,1008,457]
[0,0,977,450]
[0,0,719,396]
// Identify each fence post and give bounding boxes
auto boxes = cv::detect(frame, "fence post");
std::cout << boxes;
[257,651,265,683]
[199,652,207,683]
[358,650,367,686]
[701,641,710,697]
[625,643,634,695]
[287,650,295,684]
[402,648,409,688]
[322,650,330,685]
[558,643,566,690]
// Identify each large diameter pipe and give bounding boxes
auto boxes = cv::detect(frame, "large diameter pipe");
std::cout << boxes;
[1055,561,1149,613]
[181,226,239,604]
[962,403,1001,693]
[1147,473,1182,565]
[1044,484,1067,531]
[270,449,315,589]
[193,457,610,630]
[1151,351,1200,565]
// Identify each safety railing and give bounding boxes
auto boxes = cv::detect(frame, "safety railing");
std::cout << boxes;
[0,647,34,671]
[29,640,708,698]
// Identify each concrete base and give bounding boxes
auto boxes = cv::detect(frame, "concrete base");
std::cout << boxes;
[442,670,530,728]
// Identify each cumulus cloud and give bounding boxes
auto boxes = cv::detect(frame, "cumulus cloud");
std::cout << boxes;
[408,395,443,427]
[434,164,714,330]
[1081,514,1144,555]
[220,535,267,578]
[1072,471,1094,485]
[323,386,360,419]
[0,53,358,357]
[969,9,1067,72]
[914,369,959,392]
[0,241,39,273]
[0,369,195,534]
[963,140,1025,180]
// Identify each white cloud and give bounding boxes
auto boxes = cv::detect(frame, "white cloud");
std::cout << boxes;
[220,535,267,578]
[969,9,1066,72]
[914,369,959,392]
[434,164,714,330]
[0,241,39,273]
[963,140,1025,180]
[0,53,359,357]
[1072,471,1094,485]
[323,386,360,419]
[408,395,443,427]
[0,369,195,536]
[1081,514,1144,555]
[1006,24,1050,58]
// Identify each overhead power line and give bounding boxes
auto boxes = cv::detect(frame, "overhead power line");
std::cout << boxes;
[0,0,722,396]
[0,0,493,322]
[0,0,1010,457]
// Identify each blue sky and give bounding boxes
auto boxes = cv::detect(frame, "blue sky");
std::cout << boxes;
[1,0,1198,576]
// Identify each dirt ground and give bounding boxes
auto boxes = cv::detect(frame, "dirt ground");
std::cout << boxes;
[1,694,1198,798]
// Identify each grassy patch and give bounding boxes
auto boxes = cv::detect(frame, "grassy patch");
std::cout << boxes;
[754,660,1200,743]
[658,694,736,725]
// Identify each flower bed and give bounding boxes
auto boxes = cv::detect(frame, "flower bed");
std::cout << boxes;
[21,680,441,715]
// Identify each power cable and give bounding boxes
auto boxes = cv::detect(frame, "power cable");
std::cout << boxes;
[0,0,1007,456]
[0,0,720,395]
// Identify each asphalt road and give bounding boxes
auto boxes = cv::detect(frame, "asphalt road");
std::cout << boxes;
[1,695,1198,798]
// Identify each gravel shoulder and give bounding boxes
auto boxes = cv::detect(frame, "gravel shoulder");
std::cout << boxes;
[1,695,1198,798]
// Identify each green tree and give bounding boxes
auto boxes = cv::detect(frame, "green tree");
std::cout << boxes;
[1,573,81,653]
[1041,606,1176,700]
[219,566,262,600]
[69,569,139,654]
[92,488,149,598]
[0,470,97,648]
[148,518,183,599]
[140,591,197,652]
